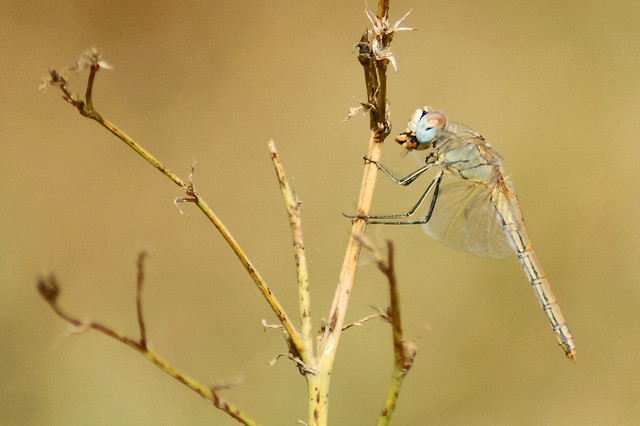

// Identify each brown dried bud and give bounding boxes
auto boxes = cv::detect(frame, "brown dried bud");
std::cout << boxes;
[37,274,60,302]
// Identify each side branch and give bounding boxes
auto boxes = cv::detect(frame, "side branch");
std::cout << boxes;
[268,141,314,359]
[37,268,258,426]
[359,239,416,426]
[136,251,148,349]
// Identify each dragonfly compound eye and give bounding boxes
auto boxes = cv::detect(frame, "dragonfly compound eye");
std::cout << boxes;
[415,111,446,146]
[396,107,443,151]
[407,108,427,132]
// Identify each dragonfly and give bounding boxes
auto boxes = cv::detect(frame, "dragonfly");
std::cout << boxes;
[353,106,575,361]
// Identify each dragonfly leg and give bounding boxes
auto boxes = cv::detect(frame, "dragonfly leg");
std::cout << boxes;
[422,170,442,223]
[364,156,431,186]
[344,170,444,225]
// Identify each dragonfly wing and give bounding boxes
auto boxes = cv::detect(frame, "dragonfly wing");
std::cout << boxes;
[422,173,514,259]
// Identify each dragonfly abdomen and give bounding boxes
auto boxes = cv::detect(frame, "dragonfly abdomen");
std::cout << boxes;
[498,196,576,360]
[511,231,577,360]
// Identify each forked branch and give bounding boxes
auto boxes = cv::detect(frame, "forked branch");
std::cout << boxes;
[42,49,307,366]
[37,253,258,425]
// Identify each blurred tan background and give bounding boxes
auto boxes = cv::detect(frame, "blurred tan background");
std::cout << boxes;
[3,0,639,424]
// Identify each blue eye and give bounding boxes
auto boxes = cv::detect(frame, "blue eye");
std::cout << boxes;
[415,115,438,145]
[413,111,446,147]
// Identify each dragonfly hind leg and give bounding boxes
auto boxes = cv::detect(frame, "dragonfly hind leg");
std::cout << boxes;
[343,170,444,225]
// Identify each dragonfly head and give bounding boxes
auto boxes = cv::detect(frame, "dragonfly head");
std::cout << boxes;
[395,107,447,151]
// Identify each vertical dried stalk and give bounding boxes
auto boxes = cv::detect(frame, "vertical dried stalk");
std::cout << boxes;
[309,1,413,424]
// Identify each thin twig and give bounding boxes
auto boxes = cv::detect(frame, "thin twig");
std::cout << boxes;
[37,272,259,426]
[357,239,416,426]
[268,141,314,361]
[342,312,384,331]
[136,251,148,349]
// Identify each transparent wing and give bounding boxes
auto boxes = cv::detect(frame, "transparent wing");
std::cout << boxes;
[422,172,514,259]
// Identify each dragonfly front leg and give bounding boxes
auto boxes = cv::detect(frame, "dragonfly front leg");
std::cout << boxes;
[364,156,431,186]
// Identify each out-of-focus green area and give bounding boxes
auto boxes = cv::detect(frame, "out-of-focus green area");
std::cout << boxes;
[3,1,639,424]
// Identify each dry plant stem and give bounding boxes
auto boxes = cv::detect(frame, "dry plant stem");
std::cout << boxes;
[377,0,390,19]
[310,131,384,425]
[136,251,148,349]
[37,264,257,425]
[369,240,416,426]
[51,63,308,365]
[311,1,393,424]
[268,141,314,358]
